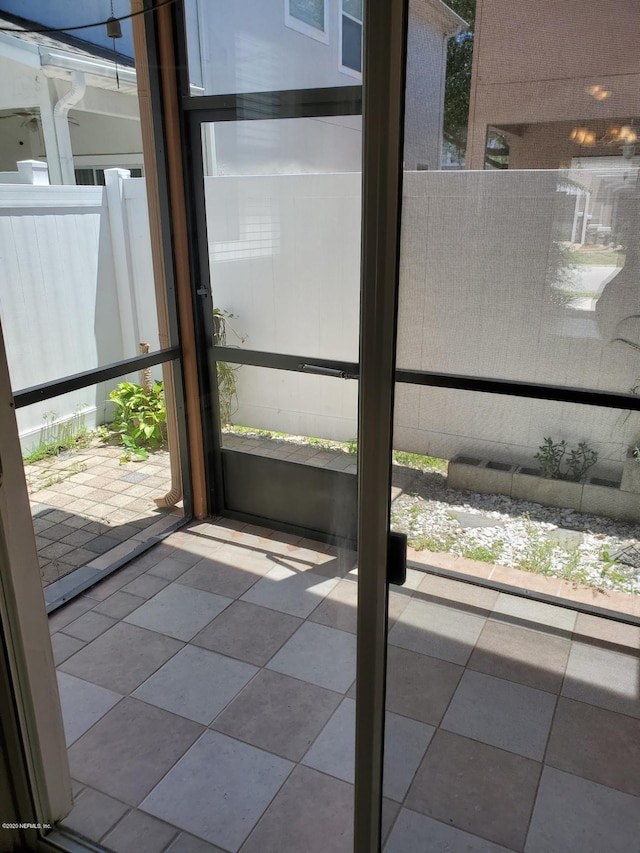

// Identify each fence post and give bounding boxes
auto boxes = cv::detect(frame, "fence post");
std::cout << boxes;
[16,161,49,185]
[105,168,140,358]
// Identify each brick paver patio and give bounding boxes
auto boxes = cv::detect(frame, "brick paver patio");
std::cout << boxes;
[26,440,180,587]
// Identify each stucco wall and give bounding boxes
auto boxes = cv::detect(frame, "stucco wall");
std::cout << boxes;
[467,0,640,169]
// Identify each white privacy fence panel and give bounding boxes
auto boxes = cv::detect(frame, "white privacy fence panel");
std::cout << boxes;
[0,172,159,448]
[393,170,640,477]
[2,167,638,474]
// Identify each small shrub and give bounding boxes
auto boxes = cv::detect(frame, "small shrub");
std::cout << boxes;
[460,540,504,564]
[517,523,556,575]
[393,450,448,473]
[214,308,245,426]
[534,437,597,481]
[412,530,457,553]
[23,409,89,463]
[109,381,166,461]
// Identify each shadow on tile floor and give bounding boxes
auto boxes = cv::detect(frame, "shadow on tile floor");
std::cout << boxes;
[50,518,640,853]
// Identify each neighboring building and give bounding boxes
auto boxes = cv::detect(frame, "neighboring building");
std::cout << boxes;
[0,11,142,184]
[466,0,640,171]
[0,0,464,181]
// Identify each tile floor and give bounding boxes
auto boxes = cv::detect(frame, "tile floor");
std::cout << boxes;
[26,442,180,587]
[50,518,640,853]
[29,434,360,589]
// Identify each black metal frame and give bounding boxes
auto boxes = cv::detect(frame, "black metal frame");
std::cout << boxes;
[213,344,640,411]
[13,348,179,409]
[167,0,364,525]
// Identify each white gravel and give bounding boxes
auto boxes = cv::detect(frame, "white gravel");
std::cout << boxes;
[391,465,640,595]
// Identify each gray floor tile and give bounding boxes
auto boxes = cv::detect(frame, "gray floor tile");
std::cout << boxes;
[493,593,576,633]
[562,641,640,718]
[212,669,341,761]
[384,809,514,853]
[69,697,203,806]
[140,730,293,852]
[546,697,640,796]
[382,799,400,846]
[147,555,201,582]
[306,578,358,633]
[177,556,267,599]
[240,565,339,618]
[57,672,121,746]
[267,622,356,692]
[61,611,117,642]
[386,644,463,725]
[92,591,147,620]
[239,765,353,853]
[133,645,257,725]
[60,787,129,843]
[192,601,302,666]
[51,632,86,665]
[406,730,540,851]
[441,670,556,760]
[102,809,179,853]
[388,599,486,665]
[383,711,436,803]
[302,698,434,802]
[59,622,183,694]
[48,596,95,633]
[417,573,500,613]
[166,833,228,853]
[573,612,640,650]
[525,767,640,853]
[82,563,147,602]
[124,584,232,641]
[468,618,570,693]
[121,574,170,600]
[301,698,355,784]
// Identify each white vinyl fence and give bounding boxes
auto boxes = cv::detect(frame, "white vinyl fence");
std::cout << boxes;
[2,161,639,478]
[0,165,159,449]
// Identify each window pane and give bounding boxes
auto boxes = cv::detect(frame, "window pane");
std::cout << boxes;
[341,16,362,72]
[290,0,325,30]
[0,173,163,389]
[343,0,363,22]
[184,0,360,94]
[21,375,182,590]
[202,118,362,362]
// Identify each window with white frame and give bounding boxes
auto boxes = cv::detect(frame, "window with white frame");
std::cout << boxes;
[340,0,362,75]
[285,0,329,43]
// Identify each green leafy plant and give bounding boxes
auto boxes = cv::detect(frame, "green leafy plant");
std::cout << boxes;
[534,437,598,481]
[565,442,599,481]
[109,381,166,461]
[460,540,504,564]
[516,527,556,575]
[393,450,448,473]
[214,308,245,426]
[23,409,90,463]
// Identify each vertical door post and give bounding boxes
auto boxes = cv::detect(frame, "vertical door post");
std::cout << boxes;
[354,0,408,850]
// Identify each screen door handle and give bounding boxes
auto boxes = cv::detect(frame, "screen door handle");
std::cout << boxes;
[387,530,407,586]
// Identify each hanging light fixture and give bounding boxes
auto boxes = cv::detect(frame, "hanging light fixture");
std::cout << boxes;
[106,0,122,88]
[569,123,638,158]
